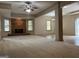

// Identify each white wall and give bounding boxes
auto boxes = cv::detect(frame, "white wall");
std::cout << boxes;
[34,14,79,36]
[63,15,75,35]
[1,13,79,36]
[35,15,55,36]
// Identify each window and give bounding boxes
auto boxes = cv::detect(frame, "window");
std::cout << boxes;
[4,19,10,31]
[28,20,33,31]
[46,20,51,31]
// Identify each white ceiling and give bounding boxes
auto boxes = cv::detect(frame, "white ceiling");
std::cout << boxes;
[63,2,79,15]
[45,2,79,16]
[0,1,55,15]
[0,1,79,17]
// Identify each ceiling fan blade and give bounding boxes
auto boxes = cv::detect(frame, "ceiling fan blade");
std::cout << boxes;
[33,7,38,9]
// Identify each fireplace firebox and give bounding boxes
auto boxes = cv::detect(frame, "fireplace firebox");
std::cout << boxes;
[15,29,23,33]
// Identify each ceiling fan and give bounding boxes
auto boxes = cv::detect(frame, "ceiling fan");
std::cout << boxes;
[24,1,38,13]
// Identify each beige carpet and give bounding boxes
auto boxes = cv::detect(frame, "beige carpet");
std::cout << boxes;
[0,35,79,58]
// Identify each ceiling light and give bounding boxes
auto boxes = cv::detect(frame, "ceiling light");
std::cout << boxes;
[26,9,31,13]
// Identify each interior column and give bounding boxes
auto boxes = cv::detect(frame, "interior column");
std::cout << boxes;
[0,17,1,40]
[55,2,63,41]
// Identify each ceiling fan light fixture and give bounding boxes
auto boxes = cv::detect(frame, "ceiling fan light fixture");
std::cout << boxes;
[24,1,38,13]
[26,9,31,13]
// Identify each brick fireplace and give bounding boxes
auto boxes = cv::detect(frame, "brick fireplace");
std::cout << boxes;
[11,18,26,35]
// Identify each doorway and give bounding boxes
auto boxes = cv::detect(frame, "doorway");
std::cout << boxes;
[75,17,79,36]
